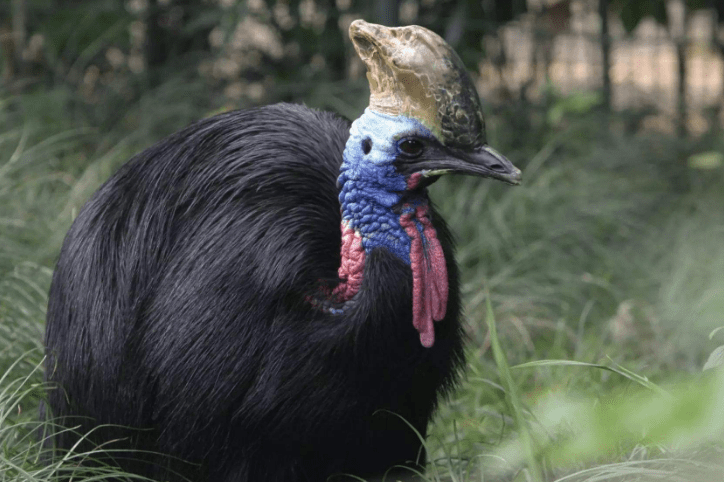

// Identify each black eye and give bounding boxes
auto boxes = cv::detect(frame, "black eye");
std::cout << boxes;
[362,138,372,155]
[398,139,424,157]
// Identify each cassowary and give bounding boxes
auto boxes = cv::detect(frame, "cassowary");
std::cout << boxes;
[44,20,521,482]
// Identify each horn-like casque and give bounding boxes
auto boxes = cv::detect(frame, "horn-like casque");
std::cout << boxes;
[349,19,486,149]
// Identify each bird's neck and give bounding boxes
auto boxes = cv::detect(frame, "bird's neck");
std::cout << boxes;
[339,180,415,261]
[335,169,447,348]
[326,109,449,347]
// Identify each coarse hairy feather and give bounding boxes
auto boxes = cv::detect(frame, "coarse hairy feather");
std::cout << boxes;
[45,103,464,481]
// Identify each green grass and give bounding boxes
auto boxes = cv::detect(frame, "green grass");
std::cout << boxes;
[423,107,724,479]
[1,82,724,481]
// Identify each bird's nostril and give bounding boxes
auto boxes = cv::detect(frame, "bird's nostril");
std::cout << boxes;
[490,163,504,172]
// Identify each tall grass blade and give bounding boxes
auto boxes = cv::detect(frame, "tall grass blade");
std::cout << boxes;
[485,296,544,481]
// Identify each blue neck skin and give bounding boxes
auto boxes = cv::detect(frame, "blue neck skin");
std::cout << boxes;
[338,109,436,265]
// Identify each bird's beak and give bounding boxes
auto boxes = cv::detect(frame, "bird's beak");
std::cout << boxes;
[422,145,522,185]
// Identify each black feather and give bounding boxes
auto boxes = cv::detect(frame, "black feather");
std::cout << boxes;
[45,103,464,482]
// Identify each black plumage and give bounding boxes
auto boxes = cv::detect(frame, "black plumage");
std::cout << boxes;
[45,103,464,481]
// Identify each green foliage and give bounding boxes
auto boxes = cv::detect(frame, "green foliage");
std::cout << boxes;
[687,151,724,170]
[38,3,132,69]
[612,0,668,33]
[426,97,724,480]
[495,368,724,474]
[547,91,603,128]
[487,299,544,481]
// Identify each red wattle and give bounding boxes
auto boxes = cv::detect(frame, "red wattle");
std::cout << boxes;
[400,205,448,348]
[332,222,365,302]
[416,206,448,321]
[406,172,424,190]
[331,209,448,349]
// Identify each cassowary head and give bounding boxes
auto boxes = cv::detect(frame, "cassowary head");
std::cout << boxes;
[342,20,521,191]
[336,20,521,347]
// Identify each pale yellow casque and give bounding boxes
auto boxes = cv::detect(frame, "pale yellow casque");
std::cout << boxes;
[349,19,486,149]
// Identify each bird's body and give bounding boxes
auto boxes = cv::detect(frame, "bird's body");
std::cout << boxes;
[45,103,464,481]
[45,20,522,482]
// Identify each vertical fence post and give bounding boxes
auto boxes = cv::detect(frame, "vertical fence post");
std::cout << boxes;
[676,2,689,137]
[708,0,723,130]
[599,0,611,112]
[373,0,400,27]
[10,0,27,77]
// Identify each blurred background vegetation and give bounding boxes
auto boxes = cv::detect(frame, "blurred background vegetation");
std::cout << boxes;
[1,0,724,480]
